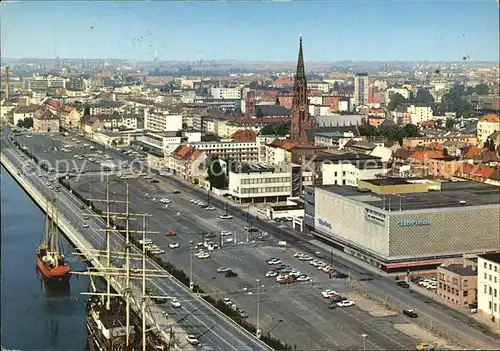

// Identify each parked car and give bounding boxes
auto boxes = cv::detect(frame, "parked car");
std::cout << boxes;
[403,309,418,318]
[336,300,355,308]
[186,334,199,345]
[396,280,410,288]
[217,267,230,273]
[225,270,238,278]
[415,343,434,351]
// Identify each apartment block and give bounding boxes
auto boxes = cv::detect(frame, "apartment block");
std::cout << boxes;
[210,87,242,99]
[437,263,478,307]
[477,252,500,325]
[186,140,259,163]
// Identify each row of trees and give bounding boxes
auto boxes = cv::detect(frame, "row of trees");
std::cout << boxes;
[260,123,290,136]
[358,122,420,143]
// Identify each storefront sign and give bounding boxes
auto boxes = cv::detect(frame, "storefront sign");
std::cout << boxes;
[399,219,430,227]
[317,218,332,228]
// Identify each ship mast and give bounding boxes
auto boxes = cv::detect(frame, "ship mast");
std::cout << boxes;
[44,200,49,244]
[50,199,55,252]
[105,179,111,310]
[55,208,59,266]
[142,214,147,351]
[125,184,131,347]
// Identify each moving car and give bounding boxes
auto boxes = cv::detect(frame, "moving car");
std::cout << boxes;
[403,309,418,318]
[217,267,230,273]
[336,300,355,307]
[168,243,180,249]
[220,231,232,236]
[82,223,89,228]
[165,231,177,236]
[206,206,216,211]
[186,335,199,345]
[172,190,181,194]
[171,298,181,308]
[219,215,233,219]
[197,252,210,259]
[139,238,153,245]
[396,280,410,288]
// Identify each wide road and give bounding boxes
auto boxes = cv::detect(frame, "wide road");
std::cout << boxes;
[2,131,270,351]
[13,130,500,350]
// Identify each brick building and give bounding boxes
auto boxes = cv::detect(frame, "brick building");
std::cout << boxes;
[437,263,478,307]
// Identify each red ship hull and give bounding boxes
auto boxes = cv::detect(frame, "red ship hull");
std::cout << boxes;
[36,256,71,280]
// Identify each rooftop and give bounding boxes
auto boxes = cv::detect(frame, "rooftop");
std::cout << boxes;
[317,181,500,211]
[478,252,500,264]
[439,263,477,276]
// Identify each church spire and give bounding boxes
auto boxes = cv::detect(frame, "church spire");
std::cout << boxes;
[295,36,306,81]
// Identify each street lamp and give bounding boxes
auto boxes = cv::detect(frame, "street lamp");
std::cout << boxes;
[256,279,262,339]
[361,333,368,351]
[267,319,284,338]
[189,240,194,291]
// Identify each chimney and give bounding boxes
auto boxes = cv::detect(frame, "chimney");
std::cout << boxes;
[4,66,9,100]
[112,93,116,101]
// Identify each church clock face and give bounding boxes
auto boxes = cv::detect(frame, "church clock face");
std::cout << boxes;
[299,104,306,112]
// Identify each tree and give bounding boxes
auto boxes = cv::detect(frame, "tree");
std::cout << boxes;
[468,83,489,96]
[442,148,449,156]
[387,93,406,111]
[206,158,228,189]
[435,119,443,129]
[24,117,34,129]
[16,119,25,128]
[486,139,496,152]
[413,88,435,104]
[440,84,474,118]
[275,96,280,105]
[445,118,454,129]
[83,105,90,116]
[400,124,420,138]
[260,123,290,136]
[255,108,264,118]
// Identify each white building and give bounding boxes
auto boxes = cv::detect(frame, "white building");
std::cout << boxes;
[210,87,241,100]
[186,140,259,163]
[256,135,284,163]
[407,105,434,125]
[307,81,329,93]
[338,100,349,112]
[309,96,323,105]
[354,73,369,107]
[140,132,182,154]
[321,154,388,186]
[311,105,330,117]
[385,87,410,103]
[477,252,500,326]
[144,108,183,132]
[477,115,500,145]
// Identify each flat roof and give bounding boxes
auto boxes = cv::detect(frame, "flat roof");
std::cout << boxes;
[317,181,500,211]
[478,252,500,264]
[439,263,477,276]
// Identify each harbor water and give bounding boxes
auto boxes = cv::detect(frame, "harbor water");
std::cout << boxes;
[1,167,89,350]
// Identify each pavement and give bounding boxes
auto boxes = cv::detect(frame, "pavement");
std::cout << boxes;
[2,130,269,351]
[8,130,500,350]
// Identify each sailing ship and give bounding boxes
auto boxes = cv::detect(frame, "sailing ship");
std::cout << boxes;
[36,200,71,280]
[75,182,171,351]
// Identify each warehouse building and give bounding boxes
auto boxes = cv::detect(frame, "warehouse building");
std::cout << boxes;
[305,179,500,273]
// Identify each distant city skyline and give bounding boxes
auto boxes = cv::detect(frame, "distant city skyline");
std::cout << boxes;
[1,0,499,62]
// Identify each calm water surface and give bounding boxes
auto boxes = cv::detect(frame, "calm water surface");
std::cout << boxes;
[1,167,89,350]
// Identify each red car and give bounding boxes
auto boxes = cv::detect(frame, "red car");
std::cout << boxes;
[278,278,296,285]
[165,231,177,236]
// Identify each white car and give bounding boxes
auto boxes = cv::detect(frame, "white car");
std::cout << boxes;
[276,274,289,282]
[206,206,216,211]
[293,252,304,258]
[220,231,232,236]
[198,252,210,259]
[322,290,338,298]
[322,266,332,273]
[225,238,234,243]
[171,299,181,308]
[150,249,165,255]
[268,259,282,265]
[223,298,232,306]
[190,199,197,203]
[337,300,355,308]
[168,243,180,249]
[220,215,233,219]
[82,223,89,228]
[265,271,278,277]
[296,275,311,282]
[186,334,199,345]
[217,267,230,273]
[139,238,153,245]
[289,271,302,277]
[299,256,312,261]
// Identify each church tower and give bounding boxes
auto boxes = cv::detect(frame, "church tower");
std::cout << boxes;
[291,37,315,143]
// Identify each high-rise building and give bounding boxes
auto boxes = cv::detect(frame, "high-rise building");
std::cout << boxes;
[291,37,315,143]
[354,73,369,107]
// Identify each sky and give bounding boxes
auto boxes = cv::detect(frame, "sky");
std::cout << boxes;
[1,0,499,62]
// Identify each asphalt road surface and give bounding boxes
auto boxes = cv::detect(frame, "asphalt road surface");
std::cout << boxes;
[10,130,500,350]
[3,131,270,351]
